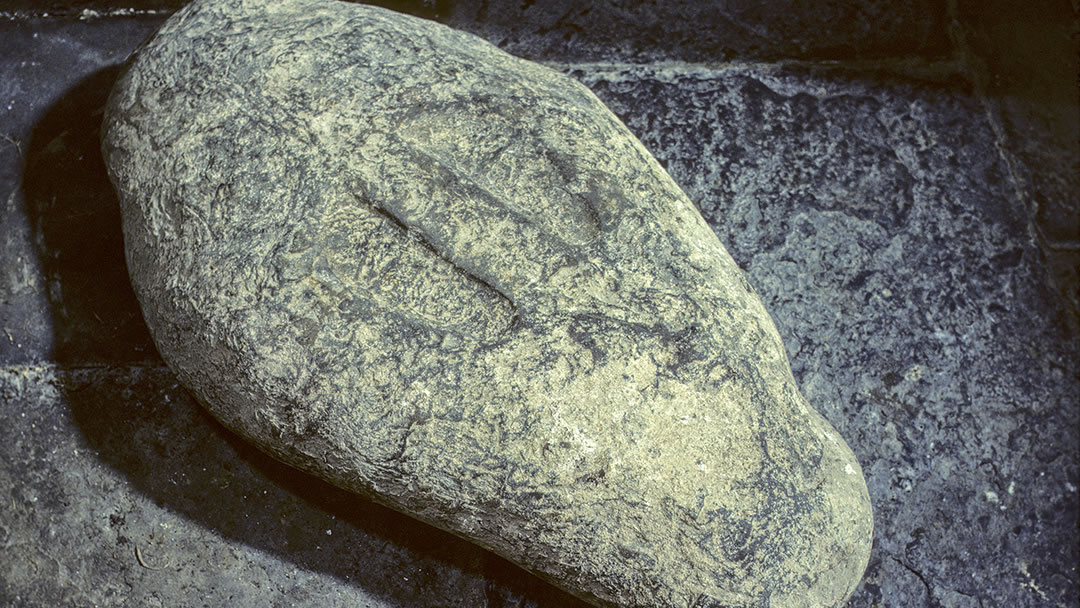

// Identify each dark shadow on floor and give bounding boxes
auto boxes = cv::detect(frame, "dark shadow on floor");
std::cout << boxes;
[21,65,157,365]
[22,65,590,608]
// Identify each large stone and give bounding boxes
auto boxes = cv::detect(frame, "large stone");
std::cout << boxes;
[100,0,872,606]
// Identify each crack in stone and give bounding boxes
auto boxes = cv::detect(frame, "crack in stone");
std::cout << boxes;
[896,557,937,606]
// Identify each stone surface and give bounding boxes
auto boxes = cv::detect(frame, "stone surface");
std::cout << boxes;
[578,62,1079,607]
[100,1,873,606]
[0,363,590,607]
[443,0,950,63]
[0,16,165,366]
[1,2,1077,607]
[0,0,952,64]
[954,0,1080,332]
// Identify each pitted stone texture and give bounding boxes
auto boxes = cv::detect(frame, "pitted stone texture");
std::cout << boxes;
[101,1,872,606]
[577,64,1079,607]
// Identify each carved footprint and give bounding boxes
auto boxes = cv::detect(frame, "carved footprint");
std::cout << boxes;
[102,1,873,606]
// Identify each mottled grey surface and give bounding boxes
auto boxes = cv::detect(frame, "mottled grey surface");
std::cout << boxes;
[577,63,1080,607]
[1,1,1077,607]
[100,1,872,606]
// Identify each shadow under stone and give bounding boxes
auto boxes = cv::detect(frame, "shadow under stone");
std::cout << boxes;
[22,65,589,608]
[22,65,157,366]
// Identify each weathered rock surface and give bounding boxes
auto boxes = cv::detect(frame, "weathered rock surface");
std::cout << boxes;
[101,0,872,606]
